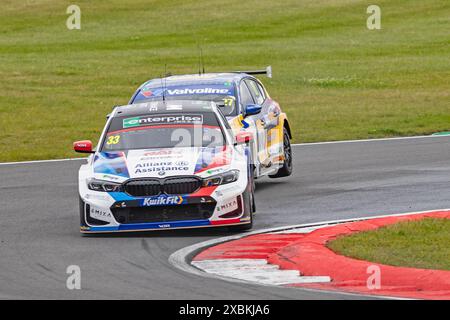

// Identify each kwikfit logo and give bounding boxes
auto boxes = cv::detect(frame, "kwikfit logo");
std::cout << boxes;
[142,196,184,206]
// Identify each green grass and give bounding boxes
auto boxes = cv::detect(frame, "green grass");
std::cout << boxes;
[328,218,450,271]
[0,0,449,161]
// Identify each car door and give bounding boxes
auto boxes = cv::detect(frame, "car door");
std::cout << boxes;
[244,78,274,168]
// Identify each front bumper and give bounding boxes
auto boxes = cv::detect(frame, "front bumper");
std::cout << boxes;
[81,218,250,233]
[80,184,250,233]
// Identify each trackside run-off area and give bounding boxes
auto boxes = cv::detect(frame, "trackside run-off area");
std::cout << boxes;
[191,210,450,300]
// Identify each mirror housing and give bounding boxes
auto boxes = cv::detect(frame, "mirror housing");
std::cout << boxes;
[73,140,94,153]
[235,132,254,145]
[244,104,262,117]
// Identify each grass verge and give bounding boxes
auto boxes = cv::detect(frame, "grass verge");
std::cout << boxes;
[328,218,450,271]
[0,0,449,161]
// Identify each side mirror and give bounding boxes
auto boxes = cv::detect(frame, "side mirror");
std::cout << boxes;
[73,140,94,153]
[235,132,254,145]
[245,104,262,117]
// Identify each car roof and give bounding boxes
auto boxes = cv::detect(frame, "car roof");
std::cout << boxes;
[113,100,219,117]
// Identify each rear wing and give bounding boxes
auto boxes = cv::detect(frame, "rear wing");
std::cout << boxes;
[230,66,272,78]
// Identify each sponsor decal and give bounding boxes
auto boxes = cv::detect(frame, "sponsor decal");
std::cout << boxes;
[84,193,110,201]
[166,104,183,110]
[149,103,158,111]
[135,84,235,102]
[142,149,183,157]
[90,206,112,221]
[166,88,231,95]
[102,174,120,181]
[113,202,127,208]
[199,197,214,203]
[214,185,237,197]
[138,149,185,161]
[141,195,184,206]
[214,190,224,197]
[141,88,164,97]
[206,167,224,175]
[134,161,189,174]
[216,198,238,213]
[123,114,203,128]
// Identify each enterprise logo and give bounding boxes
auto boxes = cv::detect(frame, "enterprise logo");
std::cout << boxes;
[123,114,203,128]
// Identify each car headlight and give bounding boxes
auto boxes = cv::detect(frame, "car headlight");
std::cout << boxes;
[202,170,240,187]
[87,179,122,192]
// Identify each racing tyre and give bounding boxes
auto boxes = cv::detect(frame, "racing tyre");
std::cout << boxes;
[269,127,292,178]
[79,196,85,225]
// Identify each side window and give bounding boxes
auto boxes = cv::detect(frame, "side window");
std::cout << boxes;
[245,80,265,105]
[239,81,255,107]
[256,82,267,100]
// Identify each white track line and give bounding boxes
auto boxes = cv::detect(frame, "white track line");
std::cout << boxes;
[291,133,449,147]
[192,259,331,285]
[169,208,450,299]
[0,157,87,166]
[1,134,448,166]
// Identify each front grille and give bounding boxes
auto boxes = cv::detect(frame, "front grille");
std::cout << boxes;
[111,203,215,224]
[124,179,161,197]
[124,177,201,197]
[163,177,201,195]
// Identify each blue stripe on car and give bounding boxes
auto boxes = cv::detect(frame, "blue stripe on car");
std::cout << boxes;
[88,219,211,232]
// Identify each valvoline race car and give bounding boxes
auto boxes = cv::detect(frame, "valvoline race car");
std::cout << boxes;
[129,67,293,179]
[74,100,255,233]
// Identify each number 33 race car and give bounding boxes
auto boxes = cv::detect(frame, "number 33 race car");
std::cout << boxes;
[75,100,257,233]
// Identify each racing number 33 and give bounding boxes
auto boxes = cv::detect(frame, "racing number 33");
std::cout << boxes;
[106,135,120,145]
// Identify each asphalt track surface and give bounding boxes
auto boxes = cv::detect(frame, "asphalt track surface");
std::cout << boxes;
[1,136,450,299]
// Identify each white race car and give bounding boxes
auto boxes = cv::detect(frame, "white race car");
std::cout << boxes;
[74,100,255,234]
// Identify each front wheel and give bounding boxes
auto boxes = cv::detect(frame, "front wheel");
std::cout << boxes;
[269,127,293,178]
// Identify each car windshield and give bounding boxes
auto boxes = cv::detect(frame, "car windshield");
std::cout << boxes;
[132,83,238,116]
[102,112,226,151]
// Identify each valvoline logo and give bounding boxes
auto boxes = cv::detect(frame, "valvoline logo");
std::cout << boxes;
[136,84,235,101]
